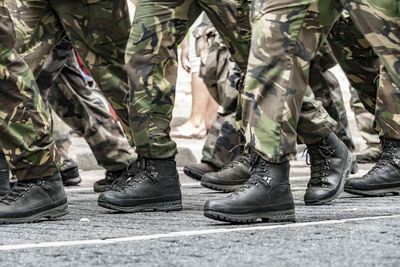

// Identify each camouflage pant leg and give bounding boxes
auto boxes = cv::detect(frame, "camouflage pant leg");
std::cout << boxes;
[330,3,400,139]
[52,117,78,172]
[0,2,59,180]
[243,0,340,162]
[9,0,133,144]
[199,28,241,167]
[51,0,132,143]
[350,88,380,146]
[7,0,66,77]
[309,41,355,151]
[46,57,135,171]
[35,37,134,172]
[125,0,251,159]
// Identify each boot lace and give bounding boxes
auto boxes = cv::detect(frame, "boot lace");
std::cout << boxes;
[306,142,334,187]
[122,158,157,189]
[0,183,32,205]
[366,140,399,176]
[234,160,269,194]
[111,158,143,190]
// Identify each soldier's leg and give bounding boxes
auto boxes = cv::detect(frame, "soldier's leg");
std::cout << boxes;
[184,22,241,180]
[100,0,207,212]
[51,116,82,186]
[50,0,132,142]
[204,0,353,222]
[0,1,67,223]
[328,14,381,162]
[350,88,381,162]
[309,41,355,151]
[326,5,400,196]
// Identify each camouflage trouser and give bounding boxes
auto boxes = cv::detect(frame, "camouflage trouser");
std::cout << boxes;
[309,41,355,151]
[126,0,336,159]
[350,88,380,147]
[328,14,380,147]
[7,0,133,144]
[36,38,135,172]
[0,1,59,181]
[245,0,400,163]
[197,22,242,168]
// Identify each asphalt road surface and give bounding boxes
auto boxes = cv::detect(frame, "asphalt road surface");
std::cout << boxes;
[0,162,399,266]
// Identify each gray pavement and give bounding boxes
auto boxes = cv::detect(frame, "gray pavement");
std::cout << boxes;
[1,164,400,266]
[1,66,399,266]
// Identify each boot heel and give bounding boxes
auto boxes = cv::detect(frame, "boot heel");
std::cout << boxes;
[45,203,69,219]
[262,209,296,223]
[157,200,183,211]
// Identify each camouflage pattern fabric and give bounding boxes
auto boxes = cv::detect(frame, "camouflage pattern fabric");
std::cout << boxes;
[126,0,338,160]
[125,0,252,159]
[7,0,133,145]
[328,14,380,146]
[38,38,135,172]
[196,16,242,168]
[244,0,400,163]
[309,42,355,151]
[0,1,59,181]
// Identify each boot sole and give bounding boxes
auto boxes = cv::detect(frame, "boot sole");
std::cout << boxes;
[305,149,353,206]
[98,199,183,213]
[344,187,400,197]
[201,181,242,193]
[0,203,69,224]
[204,209,296,224]
[183,166,204,181]
[63,176,82,186]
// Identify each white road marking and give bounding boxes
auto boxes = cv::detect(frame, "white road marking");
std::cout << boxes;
[1,214,399,251]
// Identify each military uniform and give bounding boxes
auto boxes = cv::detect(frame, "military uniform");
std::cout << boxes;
[37,38,135,172]
[241,0,400,163]
[195,15,241,168]
[0,0,59,181]
[7,0,133,145]
[125,0,339,161]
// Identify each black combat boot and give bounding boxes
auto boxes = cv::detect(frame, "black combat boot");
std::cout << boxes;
[61,166,82,186]
[345,138,400,196]
[98,157,182,212]
[0,153,10,197]
[304,132,357,205]
[0,172,68,224]
[204,150,295,223]
[201,153,250,192]
[183,162,220,180]
[93,159,141,192]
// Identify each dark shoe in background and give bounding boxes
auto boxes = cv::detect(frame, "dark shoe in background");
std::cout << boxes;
[98,157,182,212]
[183,162,220,181]
[304,132,355,205]
[0,172,68,224]
[0,153,10,197]
[345,138,400,196]
[204,150,295,224]
[201,153,250,192]
[61,166,82,186]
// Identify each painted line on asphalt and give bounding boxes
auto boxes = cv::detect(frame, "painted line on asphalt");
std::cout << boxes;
[1,214,400,251]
